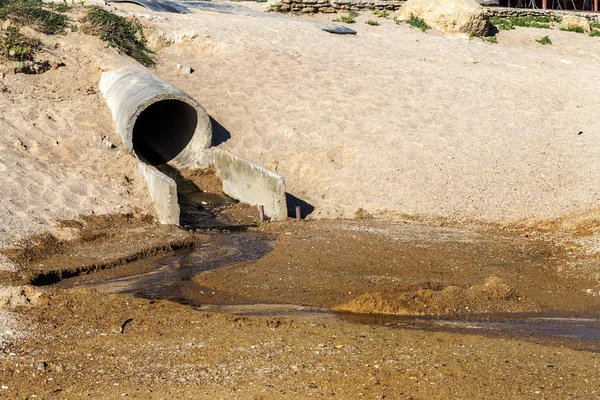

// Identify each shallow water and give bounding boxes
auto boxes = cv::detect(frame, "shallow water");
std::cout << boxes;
[55,231,600,353]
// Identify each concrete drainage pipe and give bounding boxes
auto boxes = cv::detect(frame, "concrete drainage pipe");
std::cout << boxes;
[99,66,212,166]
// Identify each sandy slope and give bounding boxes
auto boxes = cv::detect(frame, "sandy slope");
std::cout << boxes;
[0,18,154,270]
[144,4,600,224]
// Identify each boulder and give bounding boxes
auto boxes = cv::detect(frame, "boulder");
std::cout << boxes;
[396,0,489,36]
[560,15,591,34]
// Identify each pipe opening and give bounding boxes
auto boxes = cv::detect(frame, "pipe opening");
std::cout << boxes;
[132,99,198,165]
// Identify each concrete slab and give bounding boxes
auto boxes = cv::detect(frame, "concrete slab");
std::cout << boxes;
[211,148,287,221]
[137,162,180,224]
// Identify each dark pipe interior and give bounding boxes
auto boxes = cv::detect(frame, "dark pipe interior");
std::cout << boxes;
[132,99,198,165]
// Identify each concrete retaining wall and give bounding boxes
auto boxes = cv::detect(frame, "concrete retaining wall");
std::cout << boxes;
[211,148,287,221]
[137,162,180,224]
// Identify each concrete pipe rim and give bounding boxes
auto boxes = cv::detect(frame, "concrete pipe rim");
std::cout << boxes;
[130,95,203,166]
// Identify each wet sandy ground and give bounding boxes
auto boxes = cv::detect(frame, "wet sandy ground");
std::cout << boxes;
[2,219,600,398]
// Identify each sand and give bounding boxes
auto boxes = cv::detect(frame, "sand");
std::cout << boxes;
[138,3,600,227]
[2,3,600,255]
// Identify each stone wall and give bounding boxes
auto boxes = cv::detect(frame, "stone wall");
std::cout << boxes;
[137,162,180,225]
[272,0,598,20]
[274,0,404,14]
[485,7,599,22]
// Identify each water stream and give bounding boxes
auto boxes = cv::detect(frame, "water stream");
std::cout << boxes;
[55,230,600,353]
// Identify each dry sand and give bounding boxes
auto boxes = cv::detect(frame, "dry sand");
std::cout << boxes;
[146,3,600,226]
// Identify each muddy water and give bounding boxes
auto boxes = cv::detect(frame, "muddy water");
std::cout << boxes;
[55,230,600,352]
[57,232,276,305]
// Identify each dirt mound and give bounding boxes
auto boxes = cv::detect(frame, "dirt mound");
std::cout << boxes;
[334,277,528,315]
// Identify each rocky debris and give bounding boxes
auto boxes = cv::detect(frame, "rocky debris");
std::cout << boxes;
[102,136,116,149]
[560,15,591,33]
[0,286,43,308]
[13,60,64,75]
[396,0,489,36]
[177,63,194,75]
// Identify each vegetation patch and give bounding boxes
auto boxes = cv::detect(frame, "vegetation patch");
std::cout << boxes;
[483,35,498,44]
[0,0,70,34]
[590,29,600,37]
[1,25,36,60]
[560,25,584,33]
[536,35,552,45]
[334,10,358,24]
[83,6,155,67]
[365,19,379,26]
[490,16,553,31]
[371,9,388,18]
[404,14,430,32]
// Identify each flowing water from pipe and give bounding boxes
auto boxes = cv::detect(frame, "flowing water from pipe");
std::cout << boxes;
[55,230,600,353]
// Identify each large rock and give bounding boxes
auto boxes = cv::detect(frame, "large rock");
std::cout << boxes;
[396,0,489,36]
[560,15,591,34]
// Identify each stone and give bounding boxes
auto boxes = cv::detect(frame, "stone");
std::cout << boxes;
[177,64,194,74]
[560,15,591,34]
[396,0,489,36]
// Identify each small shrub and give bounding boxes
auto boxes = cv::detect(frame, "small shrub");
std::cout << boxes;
[536,35,552,45]
[365,19,379,26]
[590,30,600,37]
[334,11,358,24]
[484,35,498,44]
[372,9,388,18]
[1,26,36,60]
[0,0,70,34]
[83,7,155,67]
[406,14,430,32]
[560,26,584,33]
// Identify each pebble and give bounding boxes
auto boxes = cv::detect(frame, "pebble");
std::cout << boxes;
[177,64,194,75]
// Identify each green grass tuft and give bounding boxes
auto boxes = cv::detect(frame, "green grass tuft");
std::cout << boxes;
[589,29,600,37]
[406,14,429,32]
[490,16,552,31]
[536,35,552,45]
[84,7,155,67]
[372,9,388,18]
[334,11,358,24]
[484,35,498,44]
[560,26,584,33]
[0,0,70,34]
[365,19,379,26]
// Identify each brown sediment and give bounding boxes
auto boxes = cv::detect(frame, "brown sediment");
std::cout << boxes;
[178,166,224,195]
[196,220,600,314]
[1,213,196,286]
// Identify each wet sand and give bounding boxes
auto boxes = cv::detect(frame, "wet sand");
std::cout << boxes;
[2,219,600,398]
